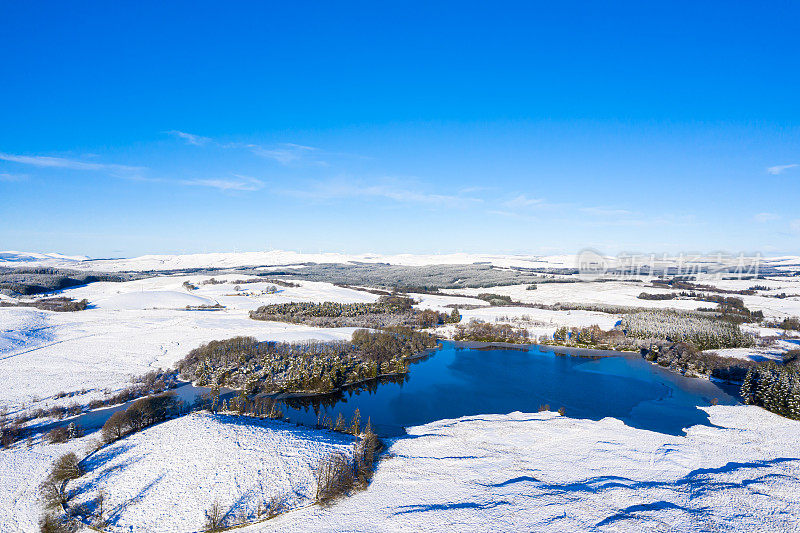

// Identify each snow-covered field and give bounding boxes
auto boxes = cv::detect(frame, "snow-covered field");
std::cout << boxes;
[0,433,90,532]
[4,406,799,532]
[68,413,355,532]
[263,406,800,532]
[0,275,377,414]
[1,250,799,532]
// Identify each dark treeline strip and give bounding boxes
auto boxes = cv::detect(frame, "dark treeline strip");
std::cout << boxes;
[249,296,459,328]
[0,267,145,296]
[0,297,88,312]
[651,277,758,295]
[250,295,414,320]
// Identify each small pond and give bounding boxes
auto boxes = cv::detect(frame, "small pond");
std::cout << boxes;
[278,341,740,437]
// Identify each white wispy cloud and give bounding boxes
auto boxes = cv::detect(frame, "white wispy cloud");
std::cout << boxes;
[502,195,635,218]
[791,219,800,234]
[165,131,325,166]
[487,209,536,220]
[767,163,799,175]
[0,152,144,176]
[284,178,482,207]
[0,172,27,182]
[753,212,780,223]
[504,194,548,209]
[167,130,212,146]
[579,206,637,217]
[182,175,264,192]
[247,143,323,166]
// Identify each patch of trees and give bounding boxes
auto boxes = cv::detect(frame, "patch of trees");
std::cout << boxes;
[0,267,143,296]
[87,369,179,411]
[101,393,181,443]
[695,295,764,323]
[638,292,677,300]
[47,423,82,443]
[177,330,438,395]
[0,297,88,312]
[765,316,800,331]
[202,277,265,285]
[636,292,764,323]
[185,303,225,310]
[417,308,460,327]
[252,262,551,291]
[547,325,631,350]
[453,319,531,344]
[621,310,755,350]
[316,419,379,504]
[476,293,514,306]
[252,295,414,319]
[640,342,755,379]
[249,295,446,328]
[39,452,85,532]
[651,277,756,296]
[741,361,800,419]
[256,277,300,288]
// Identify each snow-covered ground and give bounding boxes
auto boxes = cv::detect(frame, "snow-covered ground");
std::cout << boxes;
[5,406,799,532]
[68,413,356,532]
[2,264,798,414]
[260,406,800,532]
[0,275,377,414]
[1,250,799,532]
[0,427,103,532]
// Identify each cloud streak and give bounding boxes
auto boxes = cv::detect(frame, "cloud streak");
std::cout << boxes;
[504,194,548,209]
[284,178,482,207]
[0,152,144,176]
[579,206,637,217]
[167,130,212,146]
[753,212,780,223]
[767,163,798,175]
[248,143,322,165]
[181,175,264,192]
[165,131,325,166]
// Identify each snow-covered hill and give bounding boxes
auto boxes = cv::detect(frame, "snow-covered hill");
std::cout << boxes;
[262,406,800,532]
[0,250,88,265]
[68,413,356,532]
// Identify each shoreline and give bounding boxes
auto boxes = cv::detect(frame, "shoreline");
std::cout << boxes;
[449,339,638,358]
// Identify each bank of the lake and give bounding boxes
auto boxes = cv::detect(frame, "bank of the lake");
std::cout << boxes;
[277,341,739,437]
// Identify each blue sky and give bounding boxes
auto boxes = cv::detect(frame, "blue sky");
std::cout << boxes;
[1,1,798,258]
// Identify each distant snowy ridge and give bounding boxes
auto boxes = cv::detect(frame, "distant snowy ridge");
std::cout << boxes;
[0,250,89,264]
[2,249,798,274]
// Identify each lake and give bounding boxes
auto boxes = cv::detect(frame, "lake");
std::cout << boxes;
[279,341,740,436]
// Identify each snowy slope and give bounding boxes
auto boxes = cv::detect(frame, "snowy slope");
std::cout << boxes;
[261,406,800,532]
[0,274,379,412]
[68,413,356,533]
[0,435,90,532]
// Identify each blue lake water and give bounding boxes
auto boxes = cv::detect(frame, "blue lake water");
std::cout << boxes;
[279,342,740,437]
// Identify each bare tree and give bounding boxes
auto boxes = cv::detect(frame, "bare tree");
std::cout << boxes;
[203,500,225,531]
[316,452,355,504]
